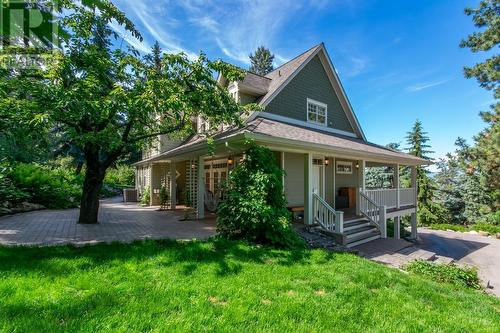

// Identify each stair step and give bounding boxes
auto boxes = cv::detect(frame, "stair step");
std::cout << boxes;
[344,220,371,231]
[346,233,381,248]
[432,255,455,265]
[345,226,378,238]
[344,217,368,224]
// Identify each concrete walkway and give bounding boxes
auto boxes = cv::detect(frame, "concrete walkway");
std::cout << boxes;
[0,197,216,246]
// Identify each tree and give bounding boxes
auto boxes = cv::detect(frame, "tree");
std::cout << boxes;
[249,46,274,75]
[405,120,445,225]
[217,144,300,247]
[4,2,251,224]
[460,0,500,224]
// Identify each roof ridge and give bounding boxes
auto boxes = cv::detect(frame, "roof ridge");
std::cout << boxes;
[265,43,323,77]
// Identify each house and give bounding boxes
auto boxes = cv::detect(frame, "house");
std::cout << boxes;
[133,43,428,247]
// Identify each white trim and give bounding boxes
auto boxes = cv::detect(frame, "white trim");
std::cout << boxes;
[257,112,358,138]
[319,48,366,141]
[306,98,328,126]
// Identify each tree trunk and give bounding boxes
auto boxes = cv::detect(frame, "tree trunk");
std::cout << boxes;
[78,162,105,224]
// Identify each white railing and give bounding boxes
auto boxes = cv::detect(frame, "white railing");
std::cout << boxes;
[400,188,416,207]
[365,188,416,209]
[359,191,387,238]
[313,192,344,233]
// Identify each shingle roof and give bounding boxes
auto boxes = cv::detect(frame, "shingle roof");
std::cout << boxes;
[138,117,428,165]
[244,118,427,164]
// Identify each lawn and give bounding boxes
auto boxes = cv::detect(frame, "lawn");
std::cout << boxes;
[0,240,499,332]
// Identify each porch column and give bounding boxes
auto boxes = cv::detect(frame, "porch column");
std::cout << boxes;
[304,152,313,225]
[169,161,176,210]
[280,151,285,192]
[393,216,400,239]
[410,166,418,239]
[197,155,205,219]
[149,164,154,206]
[356,160,365,215]
[394,164,400,208]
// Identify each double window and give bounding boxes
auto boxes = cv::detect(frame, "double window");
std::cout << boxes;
[307,98,327,126]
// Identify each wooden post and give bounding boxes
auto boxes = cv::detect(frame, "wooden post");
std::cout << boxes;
[379,205,387,238]
[149,164,154,206]
[304,153,313,225]
[280,151,285,193]
[335,210,344,233]
[332,157,336,209]
[169,161,176,210]
[356,160,365,215]
[393,216,400,239]
[394,164,400,208]
[197,155,205,219]
[411,165,418,239]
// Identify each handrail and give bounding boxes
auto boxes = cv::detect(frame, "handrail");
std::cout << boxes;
[359,190,387,238]
[312,192,344,233]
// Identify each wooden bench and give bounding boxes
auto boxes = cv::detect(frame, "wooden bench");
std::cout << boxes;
[288,206,304,221]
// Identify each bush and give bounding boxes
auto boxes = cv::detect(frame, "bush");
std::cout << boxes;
[7,163,82,209]
[427,223,500,235]
[104,164,135,188]
[140,186,151,206]
[404,260,481,290]
[217,144,302,248]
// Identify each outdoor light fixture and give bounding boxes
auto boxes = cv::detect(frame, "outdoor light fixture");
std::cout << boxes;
[227,156,233,166]
[324,158,329,166]
[356,162,360,169]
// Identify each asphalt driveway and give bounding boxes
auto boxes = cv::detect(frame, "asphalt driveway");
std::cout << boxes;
[418,228,500,296]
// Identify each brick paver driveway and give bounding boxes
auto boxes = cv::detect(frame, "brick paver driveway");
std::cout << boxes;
[0,197,216,246]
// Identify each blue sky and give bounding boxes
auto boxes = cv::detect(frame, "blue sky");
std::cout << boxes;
[112,0,493,165]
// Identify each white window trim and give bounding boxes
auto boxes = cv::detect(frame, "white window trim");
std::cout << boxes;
[306,98,328,126]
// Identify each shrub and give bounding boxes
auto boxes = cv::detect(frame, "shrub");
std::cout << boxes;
[404,260,481,290]
[217,144,302,248]
[104,164,135,188]
[0,167,29,206]
[140,186,151,206]
[8,163,82,209]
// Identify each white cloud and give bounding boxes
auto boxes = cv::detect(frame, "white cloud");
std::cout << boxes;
[407,79,450,92]
[178,0,298,66]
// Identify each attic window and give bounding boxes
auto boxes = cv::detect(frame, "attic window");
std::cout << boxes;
[307,98,327,126]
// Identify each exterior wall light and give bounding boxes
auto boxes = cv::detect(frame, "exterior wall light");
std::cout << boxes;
[324,158,329,166]
[227,156,233,166]
[355,162,360,169]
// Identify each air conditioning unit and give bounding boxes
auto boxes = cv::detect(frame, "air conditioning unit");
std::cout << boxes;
[123,188,138,203]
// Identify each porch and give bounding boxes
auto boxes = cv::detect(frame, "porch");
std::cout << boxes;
[138,149,418,248]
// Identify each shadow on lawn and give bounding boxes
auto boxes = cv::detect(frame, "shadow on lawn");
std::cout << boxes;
[0,238,314,278]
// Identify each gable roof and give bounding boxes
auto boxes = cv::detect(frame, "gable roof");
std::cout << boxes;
[256,44,322,106]
[243,43,366,140]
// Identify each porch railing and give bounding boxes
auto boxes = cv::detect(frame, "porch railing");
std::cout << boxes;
[400,188,416,207]
[359,190,387,238]
[365,188,416,209]
[313,192,344,233]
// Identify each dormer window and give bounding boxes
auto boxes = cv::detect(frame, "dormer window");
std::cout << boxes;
[307,98,327,126]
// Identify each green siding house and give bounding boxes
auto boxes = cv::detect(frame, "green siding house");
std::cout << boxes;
[133,43,428,247]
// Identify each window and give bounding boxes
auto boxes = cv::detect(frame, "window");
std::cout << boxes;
[307,98,327,125]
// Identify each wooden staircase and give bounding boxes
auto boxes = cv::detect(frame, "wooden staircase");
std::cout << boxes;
[343,217,381,247]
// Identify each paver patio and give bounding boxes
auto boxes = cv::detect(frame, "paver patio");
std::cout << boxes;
[0,197,216,246]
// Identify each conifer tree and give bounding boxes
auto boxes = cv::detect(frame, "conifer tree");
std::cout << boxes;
[249,46,274,75]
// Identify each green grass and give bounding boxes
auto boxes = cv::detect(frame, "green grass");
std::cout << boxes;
[428,223,500,235]
[1,239,499,332]
[405,260,481,290]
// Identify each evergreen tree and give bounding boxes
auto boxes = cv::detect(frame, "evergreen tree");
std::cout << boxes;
[405,120,445,225]
[249,46,274,75]
[460,0,500,224]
